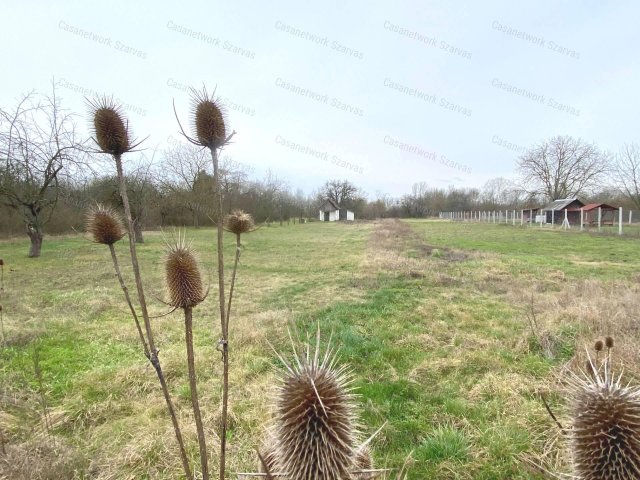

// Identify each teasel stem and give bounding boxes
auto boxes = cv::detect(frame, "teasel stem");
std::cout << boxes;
[108,243,150,357]
[210,145,229,480]
[114,154,193,480]
[226,234,242,321]
[184,306,209,480]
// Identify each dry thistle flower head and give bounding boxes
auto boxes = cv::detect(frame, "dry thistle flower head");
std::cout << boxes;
[225,210,255,235]
[165,235,205,309]
[273,332,357,480]
[86,204,126,245]
[569,364,640,479]
[594,340,604,352]
[605,336,614,349]
[191,87,226,148]
[88,96,131,155]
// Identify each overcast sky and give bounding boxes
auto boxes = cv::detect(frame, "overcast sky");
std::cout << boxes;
[2,0,638,198]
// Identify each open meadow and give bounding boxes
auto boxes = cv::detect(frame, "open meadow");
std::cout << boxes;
[2,219,640,479]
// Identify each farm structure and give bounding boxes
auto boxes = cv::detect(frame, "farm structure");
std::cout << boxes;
[573,203,617,226]
[541,198,584,225]
[318,199,355,222]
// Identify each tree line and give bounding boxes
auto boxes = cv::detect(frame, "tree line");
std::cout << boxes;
[2,85,640,256]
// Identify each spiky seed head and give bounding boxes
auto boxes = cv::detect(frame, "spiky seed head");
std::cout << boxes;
[88,97,131,155]
[274,337,357,480]
[0,259,4,266]
[595,340,604,352]
[353,444,373,472]
[258,434,280,475]
[191,87,226,148]
[606,336,615,349]
[165,238,205,309]
[0,305,2,312]
[225,210,255,235]
[86,204,126,245]
[569,367,640,479]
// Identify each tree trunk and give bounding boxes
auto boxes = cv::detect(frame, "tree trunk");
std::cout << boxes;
[27,228,43,258]
[132,218,144,244]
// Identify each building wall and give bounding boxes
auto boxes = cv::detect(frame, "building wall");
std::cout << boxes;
[346,210,355,221]
[319,210,340,221]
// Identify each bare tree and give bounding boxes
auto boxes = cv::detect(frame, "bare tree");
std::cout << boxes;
[517,136,609,200]
[613,143,640,210]
[480,177,525,209]
[219,155,248,215]
[320,179,360,208]
[160,142,211,227]
[0,85,85,257]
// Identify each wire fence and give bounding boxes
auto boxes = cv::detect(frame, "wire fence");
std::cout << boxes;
[439,208,640,236]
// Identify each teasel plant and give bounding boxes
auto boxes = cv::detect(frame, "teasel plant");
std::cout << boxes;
[164,232,209,479]
[174,86,237,479]
[566,337,640,480]
[244,329,396,480]
[223,210,256,321]
[535,338,640,480]
[86,98,192,479]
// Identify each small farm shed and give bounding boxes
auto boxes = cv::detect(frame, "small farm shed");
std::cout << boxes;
[318,199,355,222]
[522,207,541,222]
[572,203,618,226]
[541,198,584,224]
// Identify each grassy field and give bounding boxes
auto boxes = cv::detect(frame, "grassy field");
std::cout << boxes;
[1,219,639,479]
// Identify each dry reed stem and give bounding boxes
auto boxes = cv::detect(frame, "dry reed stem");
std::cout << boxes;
[107,243,150,357]
[226,234,242,321]
[210,145,229,480]
[114,154,193,479]
[185,306,209,479]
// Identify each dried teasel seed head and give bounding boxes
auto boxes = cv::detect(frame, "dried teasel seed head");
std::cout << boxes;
[0,305,2,312]
[569,366,640,479]
[605,336,614,349]
[258,433,279,475]
[88,97,131,156]
[0,259,4,266]
[86,204,126,245]
[274,334,358,480]
[353,444,373,472]
[191,87,226,148]
[594,340,604,352]
[224,210,255,235]
[165,236,205,309]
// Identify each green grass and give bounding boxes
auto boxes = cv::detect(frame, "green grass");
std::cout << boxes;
[1,219,639,478]
[406,219,640,280]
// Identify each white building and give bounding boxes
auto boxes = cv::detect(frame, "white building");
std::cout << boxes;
[318,199,355,222]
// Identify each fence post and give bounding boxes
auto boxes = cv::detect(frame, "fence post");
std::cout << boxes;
[597,207,602,231]
[551,209,555,227]
[629,210,633,225]
[521,209,524,226]
[619,207,623,235]
[580,208,584,231]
